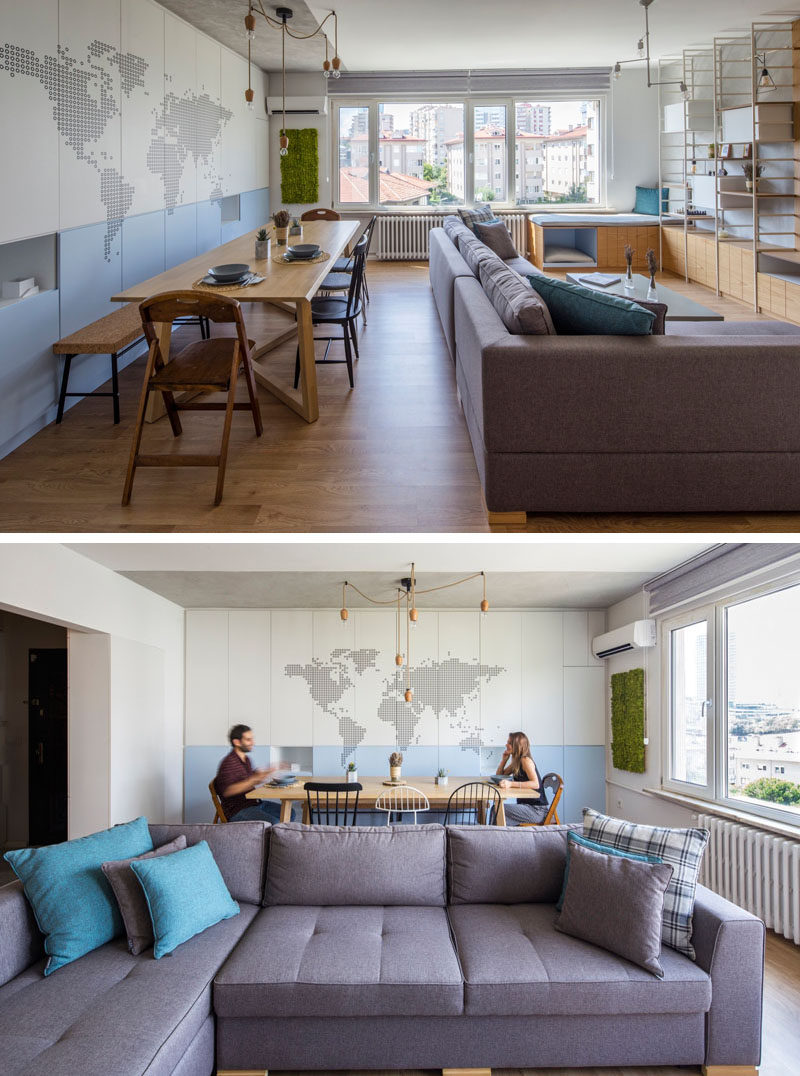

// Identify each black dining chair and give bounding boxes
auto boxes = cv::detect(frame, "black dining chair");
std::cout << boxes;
[326,215,377,321]
[443,781,503,826]
[293,234,368,390]
[304,781,362,826]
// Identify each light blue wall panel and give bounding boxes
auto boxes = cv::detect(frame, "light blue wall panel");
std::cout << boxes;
[562,745,606,824]
[59,221,123,337]
[122,210,166,290]
[240,187,270,232]
[0,289,61,459]
[165,203,197,270]
[197,200,222,257]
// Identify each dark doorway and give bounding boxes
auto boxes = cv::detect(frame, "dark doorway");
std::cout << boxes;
[28,648,68,846]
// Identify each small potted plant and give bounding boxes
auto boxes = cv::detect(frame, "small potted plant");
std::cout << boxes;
[645,247,658,299]
[389,751,403,782]
[435,767,448,787]
[346,760,358,783]
[255,227,270,260]
[742,162,764,192]
[273,209,290,246]
[623,243,635,290]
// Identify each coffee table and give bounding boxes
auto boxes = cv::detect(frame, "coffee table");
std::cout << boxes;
[565,271,723,321]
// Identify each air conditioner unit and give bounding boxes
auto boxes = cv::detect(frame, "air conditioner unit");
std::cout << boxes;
[266,96,328,116]
[591,619,656,660]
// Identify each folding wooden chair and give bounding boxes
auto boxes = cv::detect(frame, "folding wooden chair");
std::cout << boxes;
[518,772,563,826]
[209,779,228,823]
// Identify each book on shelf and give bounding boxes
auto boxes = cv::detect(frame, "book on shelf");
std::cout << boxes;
[578,273,621,287]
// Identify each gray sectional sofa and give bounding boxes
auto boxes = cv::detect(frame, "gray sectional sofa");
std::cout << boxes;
[429,218,800,521]
[0,821,764,1076]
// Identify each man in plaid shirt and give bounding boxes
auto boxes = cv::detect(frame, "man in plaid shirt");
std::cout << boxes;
[215,724,296,823]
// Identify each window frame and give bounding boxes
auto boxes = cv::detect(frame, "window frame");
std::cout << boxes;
[330,93,607,212]
[660,571,800,828]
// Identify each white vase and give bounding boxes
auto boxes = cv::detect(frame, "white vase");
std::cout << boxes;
[255,239,270,260]
[435,775,448,786]
[346,770,358,783]
[390,766,402,782]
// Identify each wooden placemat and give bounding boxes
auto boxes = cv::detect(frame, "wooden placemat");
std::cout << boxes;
[191,276,264,295]
[272,250,331,266]
[382,779,408,786]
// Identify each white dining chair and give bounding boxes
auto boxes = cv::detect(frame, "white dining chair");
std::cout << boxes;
[374,785,430,825]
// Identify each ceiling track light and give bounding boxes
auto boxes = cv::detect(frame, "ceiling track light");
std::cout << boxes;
[339,566,490,706]
[243,4,342,152]
[614,0,691,99]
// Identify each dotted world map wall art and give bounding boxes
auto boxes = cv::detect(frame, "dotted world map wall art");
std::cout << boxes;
[0,38,233,260]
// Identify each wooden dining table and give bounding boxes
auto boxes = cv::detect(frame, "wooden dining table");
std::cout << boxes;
[247,775,510,825]
[110,219,359,424]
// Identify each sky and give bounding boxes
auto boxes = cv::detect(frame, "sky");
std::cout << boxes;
[726,583,800,710]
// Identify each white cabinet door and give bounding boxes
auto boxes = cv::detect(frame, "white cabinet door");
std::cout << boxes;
[185,610,228,745]
[228,611,270,738]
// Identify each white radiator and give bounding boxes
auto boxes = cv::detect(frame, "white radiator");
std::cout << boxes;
[376,211,528,261]
[698,813,800,944]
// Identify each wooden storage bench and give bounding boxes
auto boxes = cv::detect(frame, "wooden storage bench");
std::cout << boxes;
[528,213,661,272]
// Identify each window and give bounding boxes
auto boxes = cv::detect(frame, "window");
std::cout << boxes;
[333,96,603,210]
[663,575,800,825]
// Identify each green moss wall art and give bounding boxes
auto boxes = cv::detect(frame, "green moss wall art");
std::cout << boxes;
[611,667,646,773]
[280,128,319,204]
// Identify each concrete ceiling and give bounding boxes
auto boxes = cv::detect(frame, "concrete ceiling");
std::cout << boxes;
[66,541,713,609]
[159,0,800,73]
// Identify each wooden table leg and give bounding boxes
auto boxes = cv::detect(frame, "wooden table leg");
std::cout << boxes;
[279,799,295,823]
[144,321,172,423]
[250,299,319,423]
[496,799,506,826]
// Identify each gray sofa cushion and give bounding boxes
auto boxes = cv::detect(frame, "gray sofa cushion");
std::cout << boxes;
[473,219,518,259]
[478,259,555,335]
[459,233,505,278]
[213,904,463,1018]
[506,255,543,278]
[0,883,43,989]
[666,319,800,336]
[101,835,187,955]
[448,825,570,904]
[448,903,711,1017]
[148,821,268,906]
[442,215,467,243]
[0,903,258,1076]
[265,823,446,906]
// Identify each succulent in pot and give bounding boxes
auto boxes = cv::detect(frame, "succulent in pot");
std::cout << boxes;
[435,767,448,786]
[255,227,270,259]
[389,751,403,782]
[273,209,291,245]
[346,760,358,783]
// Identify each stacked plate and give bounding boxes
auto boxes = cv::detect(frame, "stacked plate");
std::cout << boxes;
[283,244,320,262]
[204,263,252,285]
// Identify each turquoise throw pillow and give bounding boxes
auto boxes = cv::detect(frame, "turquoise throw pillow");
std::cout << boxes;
[4,816,153,975]
[527,275,656,335]
[556,830,663,911]
[131,840,239,958]
[634,185,669,214]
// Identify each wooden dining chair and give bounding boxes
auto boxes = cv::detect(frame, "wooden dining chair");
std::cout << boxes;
[209,780,228,824]
[443,781,503,826]
[122,291,263,507]
[293,234,368,389]
[518,773,564,827]
[300,207,341,221]
[304,781,362,826]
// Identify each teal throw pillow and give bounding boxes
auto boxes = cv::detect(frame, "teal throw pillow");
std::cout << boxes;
[4,816,153,975]
[556,830,663,910]
[131,840,239,958]
[634,185,669,214]
[527,275,656,335]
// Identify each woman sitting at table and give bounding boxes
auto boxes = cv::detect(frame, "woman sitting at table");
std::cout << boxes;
[496,731,549,825]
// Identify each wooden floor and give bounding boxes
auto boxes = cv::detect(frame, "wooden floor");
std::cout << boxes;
[1,262,799,533]
[270,932,799,1076]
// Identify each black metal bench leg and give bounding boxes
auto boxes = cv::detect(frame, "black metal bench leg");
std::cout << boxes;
[56,355,73,424]
[110,352,120,423]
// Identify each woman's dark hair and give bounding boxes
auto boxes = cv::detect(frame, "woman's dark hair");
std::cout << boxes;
[229,724,252,745]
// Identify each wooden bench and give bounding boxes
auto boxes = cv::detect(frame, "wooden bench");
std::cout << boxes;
[53,303,145,424]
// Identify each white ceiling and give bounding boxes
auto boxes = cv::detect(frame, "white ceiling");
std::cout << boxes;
[66,540,713,609]
[154,1,797,74]
[312,0,792,71]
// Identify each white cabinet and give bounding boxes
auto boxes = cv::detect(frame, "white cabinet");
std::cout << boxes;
[721,102,794,142]
[663,100,714,133]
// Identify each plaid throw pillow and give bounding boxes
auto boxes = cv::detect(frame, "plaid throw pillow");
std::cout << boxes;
[458,204,494,229]
[582,807,709,959]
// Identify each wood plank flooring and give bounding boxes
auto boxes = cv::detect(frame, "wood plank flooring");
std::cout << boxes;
[269,932,800,1076]
[1,261,799,532]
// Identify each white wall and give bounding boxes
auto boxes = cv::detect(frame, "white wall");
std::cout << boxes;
[604,587,699,828]
[0,545,184,837]
[0,611,67,847]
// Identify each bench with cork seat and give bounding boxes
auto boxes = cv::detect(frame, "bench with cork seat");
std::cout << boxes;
[53,303,145,424]
[53,304,211,424]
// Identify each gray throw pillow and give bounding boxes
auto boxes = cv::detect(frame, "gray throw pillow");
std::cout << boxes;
[473,219,518,260]
[629,297,667,335]
[555,839,673,978]
[458,204,494,229]
[479,258,555,335]
[101,835,187,954]
[460,235,505,278]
